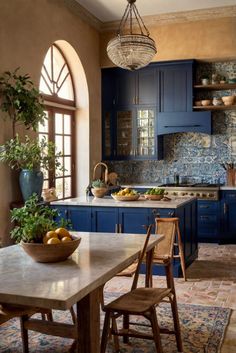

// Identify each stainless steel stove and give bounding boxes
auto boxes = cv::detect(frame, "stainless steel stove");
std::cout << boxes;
[160,183,220,200]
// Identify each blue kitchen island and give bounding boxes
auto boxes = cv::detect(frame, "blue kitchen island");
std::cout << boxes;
[51,196,197,277]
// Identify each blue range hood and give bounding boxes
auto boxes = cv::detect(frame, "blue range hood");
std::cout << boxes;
[157,111,211,135]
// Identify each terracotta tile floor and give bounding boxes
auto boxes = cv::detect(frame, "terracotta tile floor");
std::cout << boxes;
[106,243,236,352]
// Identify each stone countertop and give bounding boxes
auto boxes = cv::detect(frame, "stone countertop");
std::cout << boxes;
[122,184,236,191]
[51,195,196,209]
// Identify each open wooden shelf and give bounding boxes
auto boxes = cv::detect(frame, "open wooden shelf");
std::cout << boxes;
[194,83,236,90]
[193,105,236,111]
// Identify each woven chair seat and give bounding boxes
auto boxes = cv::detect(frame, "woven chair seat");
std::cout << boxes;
[105,287,171,313]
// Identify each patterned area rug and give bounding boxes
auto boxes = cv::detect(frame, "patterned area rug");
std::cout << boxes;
[0,292,231,353]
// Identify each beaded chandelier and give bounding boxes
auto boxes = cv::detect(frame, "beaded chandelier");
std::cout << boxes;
[107,0,157,71]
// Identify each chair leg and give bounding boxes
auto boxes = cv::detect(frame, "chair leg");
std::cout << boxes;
[170,296,183,353]
[123,314,129,343]
[101,311,111,353]
[111,316,120,352]
[175,221,187,281]
[149,307,163,353]
[165,263,183,352]
[20,315,29,353]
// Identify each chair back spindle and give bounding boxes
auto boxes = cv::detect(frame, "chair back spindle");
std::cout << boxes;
[131,224,153,291]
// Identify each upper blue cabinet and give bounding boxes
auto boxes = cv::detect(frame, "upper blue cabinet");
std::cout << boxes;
[158,60,193,112]
[102,59,211,160]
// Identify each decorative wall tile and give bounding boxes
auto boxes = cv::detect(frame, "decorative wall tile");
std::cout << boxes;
[105,62,236,185]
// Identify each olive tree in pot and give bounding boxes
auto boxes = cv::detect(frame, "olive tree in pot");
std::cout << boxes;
[0,68,45,137]
[0,68,61,201]
[0,134,63,201]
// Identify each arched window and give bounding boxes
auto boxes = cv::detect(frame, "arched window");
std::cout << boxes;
[38,44,76,199]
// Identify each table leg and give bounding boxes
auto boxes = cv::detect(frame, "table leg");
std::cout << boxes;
[76,287,101,353]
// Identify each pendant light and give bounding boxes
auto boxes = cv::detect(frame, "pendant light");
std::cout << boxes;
[107,0,157,71]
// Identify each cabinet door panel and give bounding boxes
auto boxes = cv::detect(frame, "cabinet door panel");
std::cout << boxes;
[160,64,193,112]
[68,207,92,231]
[118,208,149,234]
[92,207,118,233]
[116,109,133,158]
[116,71,136,106]
[138,67,157,105]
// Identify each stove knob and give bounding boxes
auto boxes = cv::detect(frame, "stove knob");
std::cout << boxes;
[181,192,186,196]
[173,192,178,196]
[190,193,194,196]
[208,193,214,198]
[201,193,206,198]
[196,193,200,197]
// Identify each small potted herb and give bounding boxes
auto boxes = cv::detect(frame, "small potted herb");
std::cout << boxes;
[91,179,108,198]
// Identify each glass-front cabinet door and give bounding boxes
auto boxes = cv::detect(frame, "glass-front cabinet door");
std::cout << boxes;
[135,108,155,158]
[116,109,133,158]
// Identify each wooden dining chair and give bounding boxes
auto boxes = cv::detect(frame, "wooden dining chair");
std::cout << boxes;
[0,304,53,353]
[153,217,187,282]
[100,224,183,353]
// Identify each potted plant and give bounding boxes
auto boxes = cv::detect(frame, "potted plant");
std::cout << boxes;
[0,134,63,201]
[91,179,108,198]
[10,194,80,263]
[0,68,45,137]
[10,194,63,243]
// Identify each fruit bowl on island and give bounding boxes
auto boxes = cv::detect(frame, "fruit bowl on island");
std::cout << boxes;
[111,188,140,201]
[144,188,165,201]
[20,228,81,263]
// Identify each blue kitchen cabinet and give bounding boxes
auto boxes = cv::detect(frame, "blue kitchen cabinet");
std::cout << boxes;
[51,205,69,226]
[91,207,119,233]
[158,60,194,112]
[197,201,220,243]
[67,207,92,231]
[220,191,236,244]
[114,66,158,107]
[118,207,150,234]
[102,65,162,161]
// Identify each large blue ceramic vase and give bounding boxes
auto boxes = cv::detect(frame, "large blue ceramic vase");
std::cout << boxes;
[19,169,44,201]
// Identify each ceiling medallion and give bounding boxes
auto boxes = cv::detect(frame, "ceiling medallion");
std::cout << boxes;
[107,0,157,71]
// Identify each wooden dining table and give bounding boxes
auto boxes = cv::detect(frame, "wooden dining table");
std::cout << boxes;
[0,231,163,353]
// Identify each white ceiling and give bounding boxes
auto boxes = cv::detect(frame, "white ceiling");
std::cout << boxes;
[75,0,236,23]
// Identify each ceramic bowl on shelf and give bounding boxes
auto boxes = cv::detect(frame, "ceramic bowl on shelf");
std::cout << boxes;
[201,99,212,106]
[111,194,140,201]
[20,236,81,263]
[222,95,235,106]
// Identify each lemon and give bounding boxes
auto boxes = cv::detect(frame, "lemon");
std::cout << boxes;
[61,236,72,243]
[55,227,71,239]
[43,231,58,244]
[47,237,61,244]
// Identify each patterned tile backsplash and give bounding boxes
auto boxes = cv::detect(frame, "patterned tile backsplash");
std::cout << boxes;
[105,61,236,185]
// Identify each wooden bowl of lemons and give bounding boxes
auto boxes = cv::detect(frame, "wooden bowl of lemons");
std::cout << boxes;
[20,228,81,263]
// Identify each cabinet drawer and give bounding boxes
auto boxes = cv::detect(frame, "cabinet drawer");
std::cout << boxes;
[198,201,219,214]
[151,208,175,219]
[223,192,236,200]
[198,214,218,224]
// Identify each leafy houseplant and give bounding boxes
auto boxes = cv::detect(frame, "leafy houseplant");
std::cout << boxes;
[0,134,63,200]
[10,194,68,243]
[0,68,46,137]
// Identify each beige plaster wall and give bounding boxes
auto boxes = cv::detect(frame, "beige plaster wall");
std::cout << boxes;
[100,17,236,67]
[0,0,101,245]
